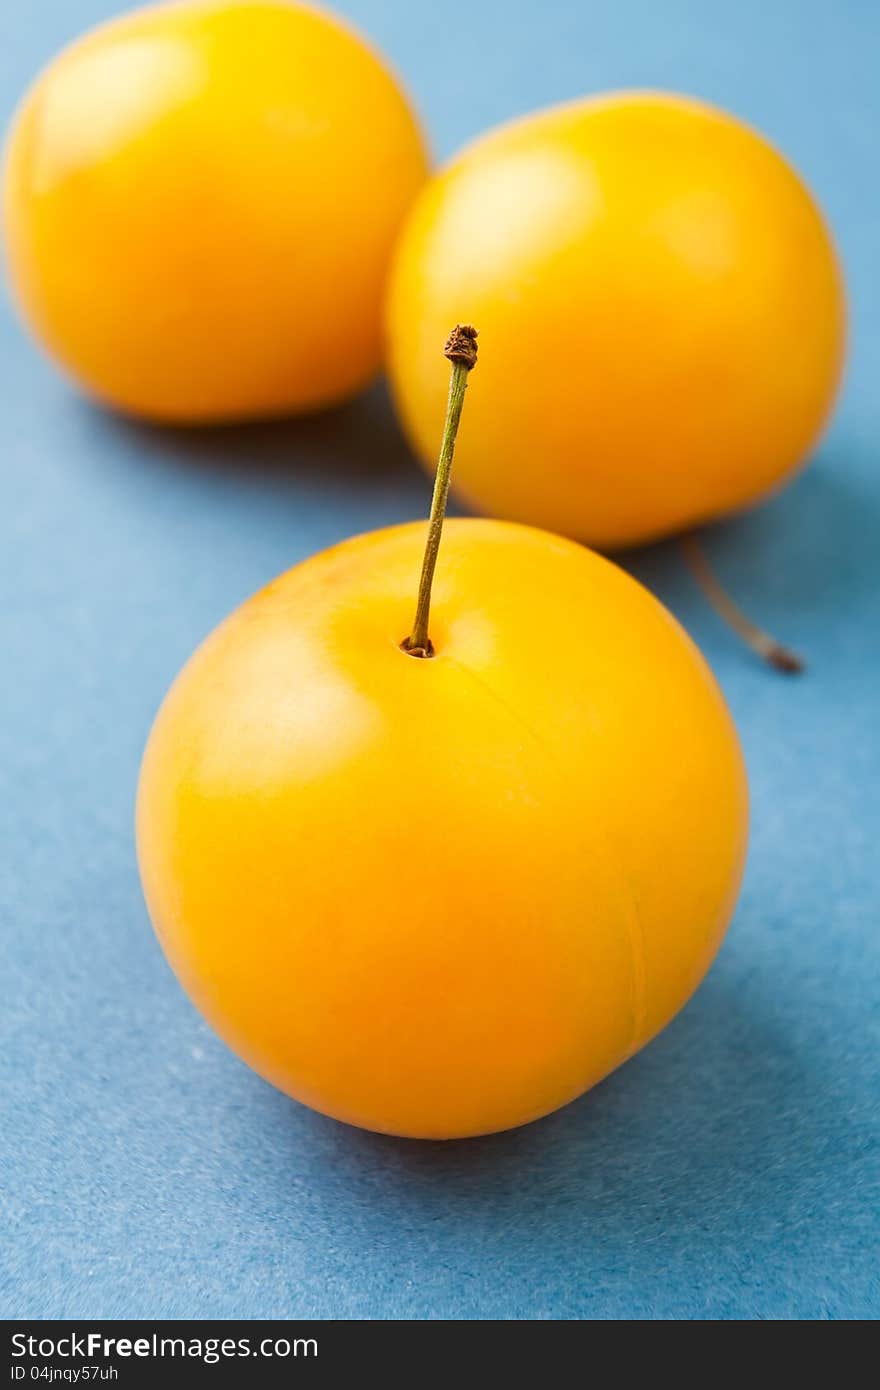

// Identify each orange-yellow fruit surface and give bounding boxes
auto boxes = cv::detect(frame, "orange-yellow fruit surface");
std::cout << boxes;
[137,518,748,1139]
[387,92,846,549]
[2,0,428,421]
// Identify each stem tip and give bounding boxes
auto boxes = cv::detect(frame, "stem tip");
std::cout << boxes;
[765,642,805,675]
[444,324,478,370]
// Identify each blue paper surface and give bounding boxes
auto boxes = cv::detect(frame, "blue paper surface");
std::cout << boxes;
[1,0,877,1320]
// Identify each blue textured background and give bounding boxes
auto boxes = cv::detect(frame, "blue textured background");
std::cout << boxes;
[1,0,878,1320]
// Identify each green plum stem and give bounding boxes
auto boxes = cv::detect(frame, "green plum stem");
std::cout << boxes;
[402,325,478,658]
[679,532,804,674]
